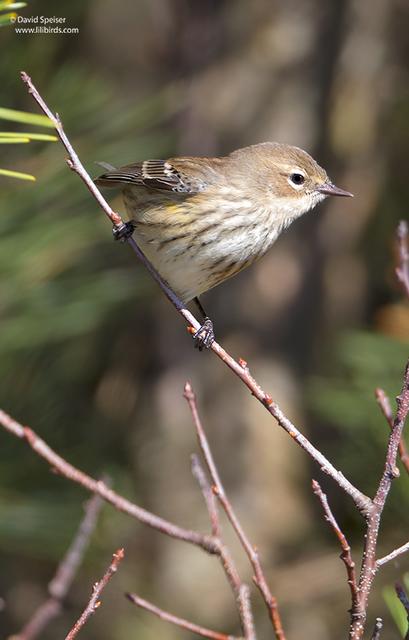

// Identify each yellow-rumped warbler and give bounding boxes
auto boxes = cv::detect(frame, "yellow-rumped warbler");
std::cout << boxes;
[95,142,352,348]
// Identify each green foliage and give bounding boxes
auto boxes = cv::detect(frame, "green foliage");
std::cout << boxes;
[0,1,27,27]
[0,106,56,179]
[0,106,54,127]
[383,575,409,637]
[310,330,408,498]
[311,331,406,425]
[0,3,59,179]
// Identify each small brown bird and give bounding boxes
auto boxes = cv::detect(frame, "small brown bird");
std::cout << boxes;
[95,142,353,348]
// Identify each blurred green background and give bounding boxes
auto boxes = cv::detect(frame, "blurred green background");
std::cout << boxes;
[0,1,408,638]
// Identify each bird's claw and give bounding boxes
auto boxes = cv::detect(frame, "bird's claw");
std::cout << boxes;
[193,317,215,351]
[113,221,135,242]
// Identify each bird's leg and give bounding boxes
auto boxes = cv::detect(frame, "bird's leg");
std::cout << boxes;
[192,297,215,350]
[112,221,136,242]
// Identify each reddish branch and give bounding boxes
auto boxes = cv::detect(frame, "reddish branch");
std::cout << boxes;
[13,493,104,640]
[127,449,255,639]
[65,548,124,639]
[19,70,371,518]
[190,453,256,640]
[349,362,409,640]
[396,220,409,298]
[3,364,406,640]
[0,408,216,552]
[311,480,358,606]
[0,409,256,638]
[126,593,237,640]
[184,382,286,640]
[312,362,409,640]
[0,411,257,639]
[19,72,190,322]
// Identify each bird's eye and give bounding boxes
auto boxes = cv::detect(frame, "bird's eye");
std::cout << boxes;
[290,173,305,185]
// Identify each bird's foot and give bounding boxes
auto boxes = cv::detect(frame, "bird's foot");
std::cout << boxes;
[113,221,135,242]
[193,317,215,351]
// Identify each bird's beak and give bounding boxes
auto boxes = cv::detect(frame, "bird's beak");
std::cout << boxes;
[317,182,354,197]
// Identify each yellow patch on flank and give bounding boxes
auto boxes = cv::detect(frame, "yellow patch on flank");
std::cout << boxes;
[164,203,182,215]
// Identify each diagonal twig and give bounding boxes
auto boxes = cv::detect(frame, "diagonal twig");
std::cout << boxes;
[126,453,256,639]
[126,593,238,640]
[350,361,409,640]
[12,600,61,640]
[191,453,221,538]
[12,493,104,640]
[191,454,256,640]
[375,387,409,474]
[238,585,256,640]
[376,540,409,568]
[184,382,286,640]
[65,548,124,639]
[312,480,358,607]
[0,407,255,639]
[49,492,105,600]
[19,70,371,517]
[0,409,217,553]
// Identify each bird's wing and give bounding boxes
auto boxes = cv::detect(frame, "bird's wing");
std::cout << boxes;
[94,159,208,194]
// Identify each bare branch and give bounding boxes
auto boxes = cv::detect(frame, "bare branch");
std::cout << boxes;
[0,409,254,639]
[395,583,409,640]
[350,361,409,640]
[13,493,104,640]
[126,593,238,640]
[19,71,371,516]
[375,388,409,474]
[211,544,255,640]
[376,540,409,568]
[65,548,124,640]
[12,600,62,640]
[19,72,197,329]
[191,451,256,638]
[396,220,409,298]
[191,453,221,538]
[238,585,256,640]
[49,493,104,600]
[190,458,241,596]
[184,382,286,640]
[0,409,217,553]
[311,480,358,606]
[20,72,122,229]
[126,452,255,640]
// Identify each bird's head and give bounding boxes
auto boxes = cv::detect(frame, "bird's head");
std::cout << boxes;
[271,143,352,199]
[230,143,353,221]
